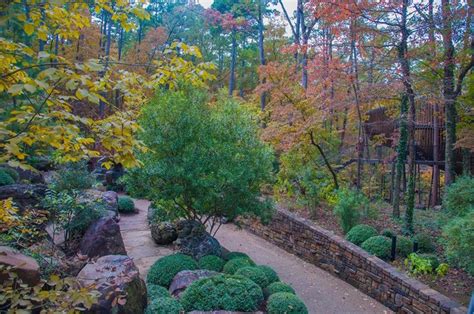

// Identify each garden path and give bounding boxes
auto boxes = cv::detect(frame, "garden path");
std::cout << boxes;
[120,199,392,314]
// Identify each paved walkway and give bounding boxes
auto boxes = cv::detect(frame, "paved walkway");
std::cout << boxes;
[120,199,391,314]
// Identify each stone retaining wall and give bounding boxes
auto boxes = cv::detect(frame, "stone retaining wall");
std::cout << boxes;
[240,208,466,314]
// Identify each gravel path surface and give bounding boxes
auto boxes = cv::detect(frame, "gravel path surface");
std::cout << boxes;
[120,198,391,314]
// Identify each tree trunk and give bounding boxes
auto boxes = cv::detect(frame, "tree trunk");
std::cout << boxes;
[393,95,408,218]
[228,30,237,96]
[257,0,266,111]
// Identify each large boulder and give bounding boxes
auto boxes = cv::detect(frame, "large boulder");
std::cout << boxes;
[150,222,177,245]
[80,189,119,213]
[170,270,218,298]
[77,255,147,314]
[79,217,126,258]
[175,220,222,259]
[0,184,47,210]
[0,246,40,286]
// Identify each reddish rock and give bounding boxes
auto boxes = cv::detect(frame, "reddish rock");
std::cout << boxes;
[0,246,40,286]
[77,255,146,314]
[79,217,126,258]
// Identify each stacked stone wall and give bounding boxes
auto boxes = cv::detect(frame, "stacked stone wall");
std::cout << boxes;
[240,209,466,313]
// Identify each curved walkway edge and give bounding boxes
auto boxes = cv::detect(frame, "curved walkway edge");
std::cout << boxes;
[120,199,391,314]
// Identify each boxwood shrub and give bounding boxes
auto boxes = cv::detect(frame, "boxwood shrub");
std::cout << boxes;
[412,233,435,253]
[396,236,413,257]
[235,266,269,288]
[267,292,308,314]
[118,196,135,213]
[257,265,279,284]
[223,257,255,274]
[145,297,183,314]
[264,282,296,298]
[361,236,392,260]
[198,255,225,272]
[346,224,378,246]
[147,284,171,299]
[225,251,251,261]
[147,253,198,287]
[180,274,264,312]
[381,228,396,238]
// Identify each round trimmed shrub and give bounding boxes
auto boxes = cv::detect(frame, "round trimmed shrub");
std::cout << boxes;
[412,233,435,253]
[145,297,183,314]
[381,228,396,238]
[180,274,264,312]
[235,266,269,288]
[396,236,413,257]
[147,284,171,298]
[257,265,279,284]
[0,170,15,186]
[267,292,308,314]
[225,251,251,261]
[264,281,296,298]
[346,224,378,246]
[223,257,255,274]
[361,236,392,260]
[0,167,19,182]
[198,255,225,272]
[147,253,198,287]
[118,196,135,213]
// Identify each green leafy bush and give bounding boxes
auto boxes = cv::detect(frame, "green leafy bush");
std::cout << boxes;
[223,257,256,275]
[50,162,95,192]
[147,284,171,299]
[396,236,413,257]
[345,224,378,245]
[118,196,135,213]
[235,266,269,289]
[0,167,19,182]
[264,282,296,298]
[412,233,435,253]
[333,188,371,233]
[381,228,396,238]
[442,212,474,275]
[404,253,440,275]
[180,274,264,312]
[225,251,251,261]
[443,176,474,217]
[267,292,308,314]
[361,236,392,260]
[148,199,184,224]
[145,297,183,314]
[257,265,279,284]
[124,87,274,229]
[0,170,15,186]
[198,255,225,272]
[147,253,198,287]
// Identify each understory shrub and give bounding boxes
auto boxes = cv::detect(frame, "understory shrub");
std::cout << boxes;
[345,224,378,246]
[333,188,371,233]
[257,265,279,284]
[266,292,308,314]
[145,297,183,314]
[441,212,474,275]
[124,87,274,231]
[235,266,269,289]
[118,196,135,213]
[264,282,296,298]
[147,253,198,287]
[443,176,474,217]
[225,251,251,261]
[198,255,225,272]
[412,233,435,253]
[361,236,392,260]
[0,170,15,186]
[405,253,444,275]
[50,161,94,192]
[147,284,171,298]
[223,257,256,274]
[381,228,396,238]
[396,236,413,257]
[0,167,19,182]
[180,274,264,312]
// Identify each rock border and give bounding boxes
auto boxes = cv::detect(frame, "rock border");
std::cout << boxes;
[240,208,467,314]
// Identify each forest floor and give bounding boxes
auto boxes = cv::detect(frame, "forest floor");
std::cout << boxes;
[282,200,474,306]
[120,198,391,313]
